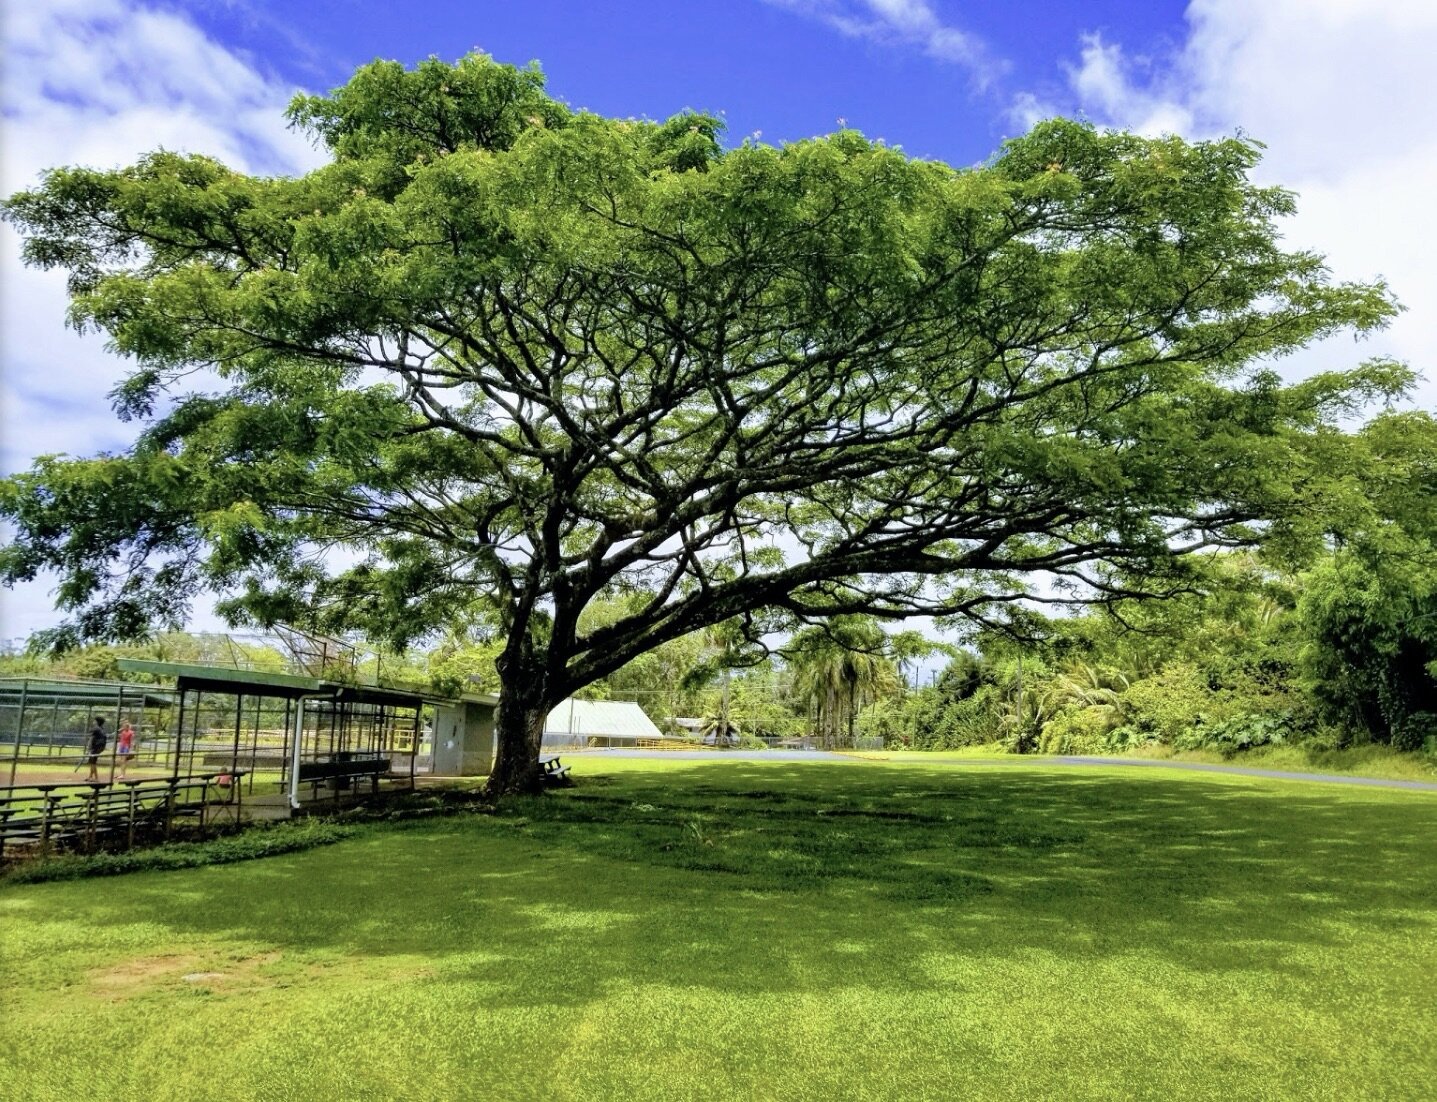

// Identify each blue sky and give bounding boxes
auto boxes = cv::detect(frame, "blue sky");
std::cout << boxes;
[3,0,1436,641]
[182,0,1190,165]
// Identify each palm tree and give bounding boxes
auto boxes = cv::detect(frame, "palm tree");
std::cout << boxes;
[697,709,741,746]
[677,622,753,744]
[788,617,903,748]
[998,661,1134,751]
[1048,662,1132,727]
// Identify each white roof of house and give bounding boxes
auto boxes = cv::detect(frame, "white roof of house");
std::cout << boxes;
[544,699,663,740]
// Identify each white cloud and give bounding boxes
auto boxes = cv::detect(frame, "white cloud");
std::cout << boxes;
[0,0,326,639]
[1020,0,1437,409]
[1063,34,1195,137]
[765,0,1001,86]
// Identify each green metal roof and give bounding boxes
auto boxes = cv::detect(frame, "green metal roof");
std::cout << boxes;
[340,684,436,709]
[114,659,453,708]
[116,659,330,698]
[0,677,174,708]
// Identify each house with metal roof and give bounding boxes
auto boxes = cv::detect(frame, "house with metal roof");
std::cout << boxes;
[543,699,663,748]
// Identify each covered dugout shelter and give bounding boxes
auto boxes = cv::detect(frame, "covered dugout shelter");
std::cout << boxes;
[115,659,444,811]
[2,676,176,786]
[0,664,501,861]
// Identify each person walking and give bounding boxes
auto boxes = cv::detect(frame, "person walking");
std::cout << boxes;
[84,716,108,783]
[116,721,136,779]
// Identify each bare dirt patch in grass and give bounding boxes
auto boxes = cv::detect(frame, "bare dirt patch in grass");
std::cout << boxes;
[89,954,203,995]
[88,949,287,999]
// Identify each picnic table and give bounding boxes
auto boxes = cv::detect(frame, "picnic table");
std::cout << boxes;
[540,756,572,786]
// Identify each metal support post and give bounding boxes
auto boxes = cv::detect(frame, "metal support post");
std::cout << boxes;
[7,678,28,787]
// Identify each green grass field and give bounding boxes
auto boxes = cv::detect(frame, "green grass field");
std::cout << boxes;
[3,756,1435,1101]
[846,743,1437,783]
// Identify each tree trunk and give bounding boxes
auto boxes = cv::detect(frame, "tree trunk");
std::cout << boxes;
[483,693,547,797]
[720,668,731,746]
[846,682,856,748]
[482,653,552,798]
[824,684,838,750]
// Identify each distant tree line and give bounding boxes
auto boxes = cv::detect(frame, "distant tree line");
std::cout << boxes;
[8,532,1434,758]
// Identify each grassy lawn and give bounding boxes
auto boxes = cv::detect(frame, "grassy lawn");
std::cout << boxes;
[1120,743,1437,782]
[3,757,1435,1101]
[848,743,1437,783]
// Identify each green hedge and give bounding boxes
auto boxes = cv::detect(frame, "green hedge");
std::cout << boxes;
[3,819,357,885]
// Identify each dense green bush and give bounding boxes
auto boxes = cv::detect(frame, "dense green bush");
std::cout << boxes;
[1175,712,1291,753]
[1108,664,1216,747]
[865,661,1003,750]
[4,820,356,884]
[1037,708,1112,755]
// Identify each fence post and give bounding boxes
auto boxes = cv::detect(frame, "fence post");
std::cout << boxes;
[108,685,123,786]
[171,689,186,781]
[249,698,262,795]
[47,694,59,761]
[280,696,293,800]
[231,693,243,779]
[85,787,99,853]
[40,793,55,856]
[7,679,28,787]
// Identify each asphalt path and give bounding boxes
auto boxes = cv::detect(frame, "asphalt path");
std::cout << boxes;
[582,748,1437,791]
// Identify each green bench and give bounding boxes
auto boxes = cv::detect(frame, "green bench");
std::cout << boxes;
[297,756,391,799]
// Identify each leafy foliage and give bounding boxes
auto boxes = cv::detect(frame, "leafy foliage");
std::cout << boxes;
[1,52,1407,792]
[788,616,903,748]
[1297,413,1437,749]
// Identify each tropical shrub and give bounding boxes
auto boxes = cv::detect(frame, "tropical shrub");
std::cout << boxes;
[1107,663,1217,747]
[1174,711,1291,753]
[1037,707,1112,755]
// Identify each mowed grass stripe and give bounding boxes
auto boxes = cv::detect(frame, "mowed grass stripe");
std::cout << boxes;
[2,757,1434,1101]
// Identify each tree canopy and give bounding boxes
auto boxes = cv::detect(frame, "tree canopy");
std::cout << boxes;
[1298,412,1437,747]
[0,53,1407,793]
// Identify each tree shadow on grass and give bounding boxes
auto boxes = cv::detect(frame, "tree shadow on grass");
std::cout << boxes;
[15,763,1437,1008]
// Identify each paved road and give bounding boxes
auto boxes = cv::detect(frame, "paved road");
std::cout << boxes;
[582,748,1437,791]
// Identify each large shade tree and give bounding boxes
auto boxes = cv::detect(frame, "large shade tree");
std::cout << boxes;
[0,54,1405,795]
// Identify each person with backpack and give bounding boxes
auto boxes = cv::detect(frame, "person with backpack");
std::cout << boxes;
[84,716,108,782]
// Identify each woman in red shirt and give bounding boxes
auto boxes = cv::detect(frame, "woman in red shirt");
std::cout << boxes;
[116,722,136,779]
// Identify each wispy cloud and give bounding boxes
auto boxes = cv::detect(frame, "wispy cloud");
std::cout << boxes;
[1063,33,1195,137]
[765,0,1004,87]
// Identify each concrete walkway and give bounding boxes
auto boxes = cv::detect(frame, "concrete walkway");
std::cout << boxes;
[580,747,1437,792]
